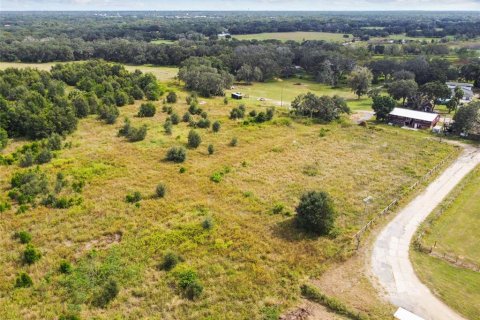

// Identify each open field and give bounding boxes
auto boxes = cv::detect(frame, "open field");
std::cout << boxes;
[233,32,353,43]
[0,80,456,319]
[420,165,480,264]
[227,78,373,111]
[150,39,177,45]
[412,251,480,320]
[0,62,178,82]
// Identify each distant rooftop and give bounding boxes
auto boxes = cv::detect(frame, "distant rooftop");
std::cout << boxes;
[389,108,439,122]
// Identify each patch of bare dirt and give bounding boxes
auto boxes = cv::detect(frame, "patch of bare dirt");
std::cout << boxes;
[73,231,123,258]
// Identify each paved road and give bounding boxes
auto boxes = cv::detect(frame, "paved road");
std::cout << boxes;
[371,146,480,320]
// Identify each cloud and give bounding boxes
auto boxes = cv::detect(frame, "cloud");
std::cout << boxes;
[1,0,480,11]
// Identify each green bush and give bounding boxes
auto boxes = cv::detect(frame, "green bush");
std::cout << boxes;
[127,125,147,142]
[197,118,211,129]
[138,102,156,117]
[15,231,32,244]
[59,261,73,274]
[207,144,214,155]
[177,269,203,300]
[179,167,186,173]
[170,112,180,125]
[19,150,34,168]
[202,217,214,230]
[229,107,245,119]
[125,191,142,203]
[15,272,33,288]
[98,104,119,124]
[0,201,11,213]
[9,169,49,204]
[155,183,166,198]
[229,137,238,147]
[249,110,257,117]
[296,191,335,236]
[93,279,119,308]
[164,120,173,135]
[188,103,199,115]
[36,148,53,164]
[58,313,81,320]
[161,251,180,271]
[166,147,186,163]
[47,133,63,151]
[212,121,221,132]
[187,130,202,149]
[23,244,41,264]
[200,111,208,119]
[166,91,177,103]
[182,112,191,122]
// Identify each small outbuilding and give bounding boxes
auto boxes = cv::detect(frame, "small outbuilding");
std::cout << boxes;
[388,108,440,129]
[231,92,243,100]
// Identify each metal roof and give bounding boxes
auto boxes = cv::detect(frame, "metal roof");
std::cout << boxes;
[389,108,439,122]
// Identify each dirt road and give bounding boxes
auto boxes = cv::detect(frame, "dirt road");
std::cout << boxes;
[371,146,480,320]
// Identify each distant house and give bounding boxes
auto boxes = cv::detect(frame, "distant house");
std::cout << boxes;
[446,82,474,101]
[218,32,231,38]
[388,108,440,129]
[231,92,243,100]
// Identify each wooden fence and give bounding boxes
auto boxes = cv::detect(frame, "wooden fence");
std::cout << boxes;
[354,152,455,250]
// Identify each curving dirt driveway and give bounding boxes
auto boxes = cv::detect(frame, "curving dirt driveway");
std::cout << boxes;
[371,145,480,320]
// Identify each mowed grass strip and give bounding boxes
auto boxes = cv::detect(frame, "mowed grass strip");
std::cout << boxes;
[422,166,480,264]
[0,86,455,319]
[411,251,480,320]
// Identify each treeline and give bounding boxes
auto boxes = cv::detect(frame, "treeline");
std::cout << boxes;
[0,60,162,141]
[2,11,480,42]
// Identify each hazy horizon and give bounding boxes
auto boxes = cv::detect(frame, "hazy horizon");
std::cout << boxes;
[2,0,480,12]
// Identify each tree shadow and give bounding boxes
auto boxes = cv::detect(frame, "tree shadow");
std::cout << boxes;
[271,217,320,243]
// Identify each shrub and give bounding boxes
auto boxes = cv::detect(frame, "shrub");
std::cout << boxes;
[249,110,257,117]
[188,103,199,115]
[272,203,286,215]
[177,269,203,300]
[59,261,72,274]
[166,91,177,103]
[266,107,275,120]
[98,104,119,124]
[212,121,221,132]
[15,231,32,244]
[164,120,172,135]
[229,137,238,147]
[155,183,166,198]
[47,134,63,151]
[170,112,180,125]
[23,244,41,264]
[58,313,81,320]
[15,272,33,288]
[197,118,211,129]
[296,191,335,235]
[200,111,208,119]
[93,279,119,308]
[126,191,142,203]
[223,97,228,105]
[161,251,180,271]
[0,127,7,151]
[36,148,53,164]
[207,144,214,155]
[210,172,223,183]
[229,107,245,119]
[187,130,202,149]
[182,112,192,122]
[179,167,186,173]
[127,125,147,142]
[138,102,156,117]
[202,217,214,230]
[9,169,49,204]
[19,151,34,168]
[118,118,131,137]
[166,147,186,163]
[0,201,11,213]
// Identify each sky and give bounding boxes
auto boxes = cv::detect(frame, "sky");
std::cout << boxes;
[1,0,480,11]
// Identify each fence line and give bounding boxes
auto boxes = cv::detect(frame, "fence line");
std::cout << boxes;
[354,152,455,250]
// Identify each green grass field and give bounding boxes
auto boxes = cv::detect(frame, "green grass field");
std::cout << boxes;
[0,74,456,319]
[227,78,373,111]
[420,166,480,264]
[412,165,480,319]
[0,62,178,82]
[150,39,177,45]
[412,251,480,320]
[233,32,352,43]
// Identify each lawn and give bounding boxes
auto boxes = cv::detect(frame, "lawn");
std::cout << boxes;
[0,74,456,319]
[411,251,480,320]
[227,78,373,111]
[420,166,480,264]
[233,32,352,43]
[0,62,178,82]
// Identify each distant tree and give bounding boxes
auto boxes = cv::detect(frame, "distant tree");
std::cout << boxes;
[347,66,373,99]
[0,127,7,151]
[166,147,186,163]
[420,81,451,108]
[454,86,464,101]
[291,93,350,121]
[212,121,221,132]
[453,102,480,135]
[387,80,418,106]
[393,70,415,81]
[295,191,335,236]
[372,96,396,121]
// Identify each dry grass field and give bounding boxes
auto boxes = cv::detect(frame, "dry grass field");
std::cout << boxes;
[0,75,457,319]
